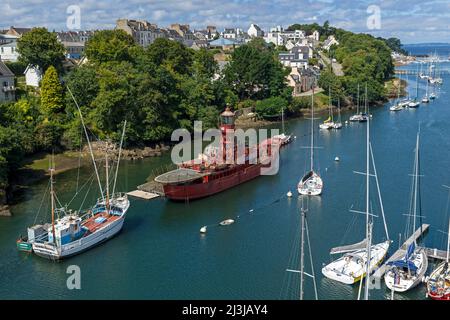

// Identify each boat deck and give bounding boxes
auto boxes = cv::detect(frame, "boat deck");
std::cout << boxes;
[373,224,429,279]
[82,212,120,233]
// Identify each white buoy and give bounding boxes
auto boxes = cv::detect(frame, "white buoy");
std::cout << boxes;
[287,191,293,197]
[200,226,207,233]
[335,156,340,162]
[345,120,349,125]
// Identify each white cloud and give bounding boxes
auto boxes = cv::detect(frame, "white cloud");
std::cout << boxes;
[1,0,449,43]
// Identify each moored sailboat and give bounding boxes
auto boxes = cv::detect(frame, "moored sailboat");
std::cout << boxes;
[322,100,390,289]
[298,89,323,196]
[384,131,428,292]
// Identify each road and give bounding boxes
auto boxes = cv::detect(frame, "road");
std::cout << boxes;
[319,51,344,76]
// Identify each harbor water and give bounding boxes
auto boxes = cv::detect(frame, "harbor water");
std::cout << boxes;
[0,45,449,300]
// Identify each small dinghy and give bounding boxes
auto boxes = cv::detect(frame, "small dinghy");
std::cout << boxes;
[200,226,207,233]
[220,219,235,226]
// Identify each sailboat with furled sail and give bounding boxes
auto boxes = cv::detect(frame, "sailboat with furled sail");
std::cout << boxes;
[272,106,292,146]
[16,88,130,260]
[384,130,428,292]
[298,88,323,196]
[322,101,390,286]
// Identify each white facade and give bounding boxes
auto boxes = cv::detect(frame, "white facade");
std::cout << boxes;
[247,24,264,38]
[264,27,307,46]
[323,35,339,50]
[24,65,42,87]
[0,42,19,62]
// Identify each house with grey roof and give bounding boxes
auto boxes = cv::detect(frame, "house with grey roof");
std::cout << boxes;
[278,46,310,69]
[6,26,32,37]
[0,60,15,102]
[247,24,264,38]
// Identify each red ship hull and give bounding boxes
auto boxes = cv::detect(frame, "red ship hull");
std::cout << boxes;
[428,291,450,300]
[163,164,263,201]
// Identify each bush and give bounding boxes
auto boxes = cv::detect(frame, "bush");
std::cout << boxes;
[255,97,288,118]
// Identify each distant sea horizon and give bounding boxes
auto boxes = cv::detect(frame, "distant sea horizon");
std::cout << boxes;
[402,43,450,57]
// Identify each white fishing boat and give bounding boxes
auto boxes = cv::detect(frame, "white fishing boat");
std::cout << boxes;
[219,219,235,226]
[298,88,323,196]
[17,89,130,261]
[384,131,429,292]
[322,101,391,292]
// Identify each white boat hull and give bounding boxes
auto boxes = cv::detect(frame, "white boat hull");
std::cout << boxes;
[298,171,323,196]
[32,215,126,260]
[322,241,390,285]
[384,250,428,292]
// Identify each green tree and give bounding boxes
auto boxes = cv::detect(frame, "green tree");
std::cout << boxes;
[40,66,64,118]
[17,27,65,72]
[255,96,288,118]
[85,30,136,65]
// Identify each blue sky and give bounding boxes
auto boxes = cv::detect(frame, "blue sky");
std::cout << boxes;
[3,0,450,43]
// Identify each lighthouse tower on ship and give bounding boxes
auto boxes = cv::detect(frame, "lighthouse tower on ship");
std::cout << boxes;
[154,106,276,201]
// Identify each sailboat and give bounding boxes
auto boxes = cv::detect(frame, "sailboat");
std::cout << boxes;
[273,106,292,146]
[426,214,450,300]
[298,89,323,196]
[333,98,343,129]
[16,89,130,260]
[319,88,335,130]
[384,131,428,292]
[408,66,420,108]
[322,101,390,287]
[390,75,404,111]
[349,84,364,122]
[359,85,369,122]
[422,71,430,103]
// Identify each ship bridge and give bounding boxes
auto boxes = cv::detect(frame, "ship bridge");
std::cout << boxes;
[154,168,208,185]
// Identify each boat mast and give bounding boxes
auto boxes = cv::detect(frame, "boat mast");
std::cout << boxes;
[67,86,105,202]
[357,84,360,114]
[50,157,56,244]
[412,131,420,244]
[310,87,314,172]
[281,106,285,135]
[447,216,450,263]
[300,200,306,300]
[112,120,127,197]
[105,148,110,214]
[364,90,371,300]
[415,66,419,100]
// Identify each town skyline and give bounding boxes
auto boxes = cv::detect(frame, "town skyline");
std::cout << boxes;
[3,0,450,44]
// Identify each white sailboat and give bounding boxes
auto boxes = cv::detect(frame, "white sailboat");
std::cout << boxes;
[273,106,292,146]
[319,87,334,130]
[408,66,420,108]
[298,89,323,196]
[349,84,364,122]
[422,72,430,103]
[384,131,428,292]
[333,98,343,129]
[322,102,390,290]
[359,85,369,122]
[390,75,404,111]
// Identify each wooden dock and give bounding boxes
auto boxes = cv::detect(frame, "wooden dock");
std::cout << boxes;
[373,224,429,279]
[422,247,449,260]
[127,190,161,200]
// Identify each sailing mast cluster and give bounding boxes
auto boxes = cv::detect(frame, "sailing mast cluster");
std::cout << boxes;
[16,88,130,260]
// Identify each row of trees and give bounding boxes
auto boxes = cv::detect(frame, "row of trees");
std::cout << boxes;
[0,28,291,200]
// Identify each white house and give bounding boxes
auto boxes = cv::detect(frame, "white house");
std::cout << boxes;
[24,65,42,87]
[0,60,15,102]
[264,26,307,46]
[0,41,19,62]
[322,35,339,51]
[247,24,264,38]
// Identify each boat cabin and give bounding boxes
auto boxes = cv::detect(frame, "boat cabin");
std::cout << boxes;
[47,215,85,246]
